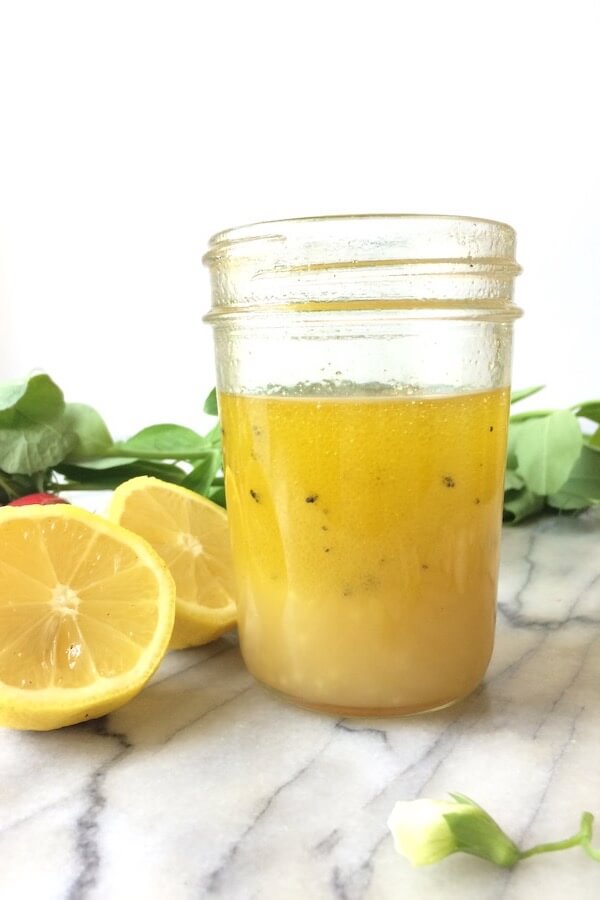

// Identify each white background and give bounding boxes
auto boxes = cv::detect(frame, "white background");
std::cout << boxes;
[1,0,599,438]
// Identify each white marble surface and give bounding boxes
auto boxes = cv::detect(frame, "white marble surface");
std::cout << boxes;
[2,512,600,899]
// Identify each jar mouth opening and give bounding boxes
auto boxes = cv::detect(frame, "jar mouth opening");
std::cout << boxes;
[203,213,519,269]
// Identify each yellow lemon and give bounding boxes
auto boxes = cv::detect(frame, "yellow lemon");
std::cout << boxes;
[108,477,237,649]
[0,504,175,730]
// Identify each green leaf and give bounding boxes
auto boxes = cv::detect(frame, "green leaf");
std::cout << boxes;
[443,810,520,868]
[506,422,522,469]
[0,426,74,476]
[448,793,483,809]
[0,374,76,474]
[588,427,600,450]
[509,386,551,423]
[548,445,600,503]
[510,386,545,404]
[514,410,583,495]
[207,485,226,508]
[204,422,222,447]
[0,469,39,503]
[63,455,135,470]
[55,459,187,490]
[573,401,600,425]
[204,388,219,416]
[504,469,524,491]
[63,403,113,461]
[113,424,209,460]
[509,409,554,423]
[0,380,31,412]
[181,451,221,495]
[0,373,64,422]
[547,491,592,511]
[503,488,545,524]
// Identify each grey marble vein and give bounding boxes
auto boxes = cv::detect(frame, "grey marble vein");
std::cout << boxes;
[204,729,337,895]
[67,723,132,900]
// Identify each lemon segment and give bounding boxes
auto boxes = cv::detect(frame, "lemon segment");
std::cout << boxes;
[108,477,237,649]
[0,505,175,730]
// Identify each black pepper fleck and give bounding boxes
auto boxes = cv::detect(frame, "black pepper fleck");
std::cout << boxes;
[249,489,260,503]
[362,574,379,590]
[324,547,331,553]
[489,425,494,432]
[321,525,329,532]
[422,563,429,570]
[474,497,481,505]
[442,476,455,488]
[305,494,319,503]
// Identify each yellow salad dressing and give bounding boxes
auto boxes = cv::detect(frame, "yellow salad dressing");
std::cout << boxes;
[220,386,510,715]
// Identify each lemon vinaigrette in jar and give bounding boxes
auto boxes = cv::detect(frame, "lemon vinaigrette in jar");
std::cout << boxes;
[204,216,521,715]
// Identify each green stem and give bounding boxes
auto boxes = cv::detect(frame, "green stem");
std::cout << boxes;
[53,481,112,492]
[519,833,583,859]
[0,472,19,500]
[108,446,213,462]
[519,812,600,862]
[580,812,600,861]
[582,842,600,861]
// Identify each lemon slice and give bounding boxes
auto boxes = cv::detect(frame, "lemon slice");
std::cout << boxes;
[108,477,237,650]
[0,505,175,731]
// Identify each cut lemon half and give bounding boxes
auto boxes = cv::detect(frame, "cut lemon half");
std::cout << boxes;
[0,505,175,731]
[108,477,237,650]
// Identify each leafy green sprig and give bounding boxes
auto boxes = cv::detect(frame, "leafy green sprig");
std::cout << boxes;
[505,386,600,523]
[0,375,224,507]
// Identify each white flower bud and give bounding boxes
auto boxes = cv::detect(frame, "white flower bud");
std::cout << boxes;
[388,799,463,866]
[388,794,520,868]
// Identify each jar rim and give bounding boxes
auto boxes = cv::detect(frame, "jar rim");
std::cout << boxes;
[203,213,518,267]
[203,213,522,321]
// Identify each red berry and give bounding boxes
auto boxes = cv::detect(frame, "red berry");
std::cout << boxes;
[7,493,70,507]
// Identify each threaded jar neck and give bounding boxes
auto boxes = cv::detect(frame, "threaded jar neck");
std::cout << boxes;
[203,214,522,323]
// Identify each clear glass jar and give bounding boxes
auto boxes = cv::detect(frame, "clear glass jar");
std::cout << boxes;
[203,215,522,716]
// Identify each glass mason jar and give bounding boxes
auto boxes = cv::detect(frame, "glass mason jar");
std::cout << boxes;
[203,215,522,716]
